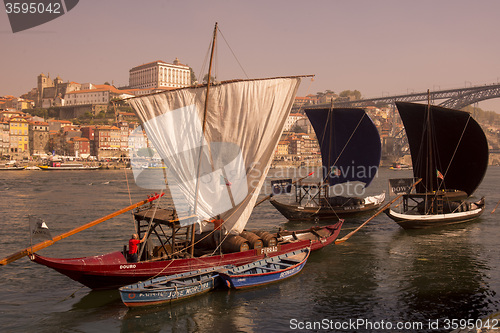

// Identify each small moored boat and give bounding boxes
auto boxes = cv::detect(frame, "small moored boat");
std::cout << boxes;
[38,161,101,170]
[385,101,489,229]
[269,108,384,220]
[0,164,25,171]
[119,265,231,307]
[389,162,412,171]
[0,167,25,171]
[270,190,385,220]
[219,247,310,289]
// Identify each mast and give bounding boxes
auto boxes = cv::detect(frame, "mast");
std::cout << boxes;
[426,90,434,193]
[201,22,217,135]
[190,22,218,256]
[425,90,435,214]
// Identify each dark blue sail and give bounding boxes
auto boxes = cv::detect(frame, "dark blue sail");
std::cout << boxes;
[396,102,489,196]
[305,108,381,187]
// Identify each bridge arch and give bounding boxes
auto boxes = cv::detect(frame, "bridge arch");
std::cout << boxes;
[439,86,500,109]
[304,83,500,110]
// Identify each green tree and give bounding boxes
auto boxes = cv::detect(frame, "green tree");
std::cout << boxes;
[291,124,305,133]
[202,74,216,84]
[339,90,362,100]
[189,67,197,85]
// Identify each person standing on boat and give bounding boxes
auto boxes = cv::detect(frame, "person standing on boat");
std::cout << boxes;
[210,215,224,246]
[128,233,146,263]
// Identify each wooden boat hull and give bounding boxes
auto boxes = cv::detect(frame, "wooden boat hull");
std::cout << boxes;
[119,266,226,307]
[31,222,343,290]
[219,248,309,289]
[270,194,384,220]
[385,198,485,229]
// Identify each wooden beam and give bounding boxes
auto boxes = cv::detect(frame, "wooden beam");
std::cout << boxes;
[0,193,164,266]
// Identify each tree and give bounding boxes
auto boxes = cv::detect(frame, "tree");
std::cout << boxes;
[291,124,305,133]
[202,74,216,84]
[27,108,48,118]
[339,90,362,100]
[189,67,197,85]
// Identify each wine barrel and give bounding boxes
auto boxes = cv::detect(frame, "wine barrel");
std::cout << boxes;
[239,231,263,249]
[253,231,278,247]
[194,231,216,249]
[221,235,250,253]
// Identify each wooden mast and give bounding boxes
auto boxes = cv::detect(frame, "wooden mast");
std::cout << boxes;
[423,90,433,214]
[426,89,434,194]
[190,22,218,257]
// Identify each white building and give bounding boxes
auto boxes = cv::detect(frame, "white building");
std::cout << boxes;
[129,58,191,89]
[0,121,9,155]
[284,113,306,132]
[64,85,134,106]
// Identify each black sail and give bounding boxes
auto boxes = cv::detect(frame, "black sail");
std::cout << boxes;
[396,102,488,196]
[305,108,381,187]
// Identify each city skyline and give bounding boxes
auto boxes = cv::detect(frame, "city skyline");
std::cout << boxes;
[1,0,500,111]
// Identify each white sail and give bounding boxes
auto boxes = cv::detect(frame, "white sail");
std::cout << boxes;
[128,77,301,233]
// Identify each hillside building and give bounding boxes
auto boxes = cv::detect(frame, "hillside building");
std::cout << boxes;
[29,121,49,156]
[128,59,191,90]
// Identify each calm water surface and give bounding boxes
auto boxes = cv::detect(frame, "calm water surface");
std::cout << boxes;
[1,167,499,332]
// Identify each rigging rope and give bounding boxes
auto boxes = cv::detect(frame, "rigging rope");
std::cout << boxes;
[321,109,367,184]
[314,109,369,220]
[218,27,249,79]
[436,114,472,193]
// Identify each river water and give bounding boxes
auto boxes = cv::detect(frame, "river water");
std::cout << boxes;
[1,167,499,332]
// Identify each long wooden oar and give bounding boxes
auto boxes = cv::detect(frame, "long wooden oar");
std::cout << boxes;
[0,193,164,266]
[335,179,422,244]
[254,172,315,208]
[491,199,500,214]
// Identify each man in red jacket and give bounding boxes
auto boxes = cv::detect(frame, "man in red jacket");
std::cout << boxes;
[128,233,146,263]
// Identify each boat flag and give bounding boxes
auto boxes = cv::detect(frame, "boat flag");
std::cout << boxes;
[29,215,52,241]
[330,166,341,177]
[436,169,444,180]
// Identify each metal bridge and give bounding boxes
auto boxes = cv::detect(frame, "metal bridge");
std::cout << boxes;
[307,82,500,110]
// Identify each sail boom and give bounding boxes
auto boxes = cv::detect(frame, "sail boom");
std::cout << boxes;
[118,75,314,103]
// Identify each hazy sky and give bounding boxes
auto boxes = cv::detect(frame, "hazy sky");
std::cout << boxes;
[2,0,500,111]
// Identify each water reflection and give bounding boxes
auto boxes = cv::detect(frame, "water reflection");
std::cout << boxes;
[120,291,243,333]
[387,224,498,330]
[1,168,499,332]
[73,290,121,310]
[309,226,382,321]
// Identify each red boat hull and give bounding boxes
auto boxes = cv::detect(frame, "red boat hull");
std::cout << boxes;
[32,222,343,290]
